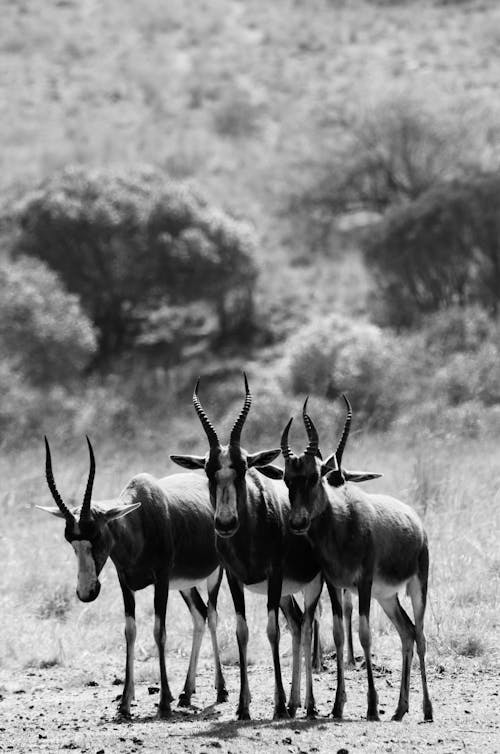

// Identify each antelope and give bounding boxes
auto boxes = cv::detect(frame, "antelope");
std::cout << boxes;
[280,397,433,723]
[170,376,324,720]
[37,437,228,719]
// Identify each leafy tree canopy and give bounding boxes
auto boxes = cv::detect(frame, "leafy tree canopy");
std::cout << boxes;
[362,171,500,327]
[9,166,258,363]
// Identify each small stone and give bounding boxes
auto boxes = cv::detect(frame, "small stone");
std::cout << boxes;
[86,680,99,687]
[148,686,159,695]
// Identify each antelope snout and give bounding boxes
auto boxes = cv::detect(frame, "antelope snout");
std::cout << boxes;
[215,515,239,538]
[77,580,101,602]
[290,511,310,535]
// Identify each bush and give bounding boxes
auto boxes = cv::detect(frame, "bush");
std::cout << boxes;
[286,314,403,428]
[0,257,96,385]
[434,343,500,407]
[363,172,500,327]
[420,306,497,357]
[0,359,41,441]
[8,166,258,364]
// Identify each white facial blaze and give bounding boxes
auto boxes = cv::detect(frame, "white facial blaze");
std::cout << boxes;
[71,540,97,598]
[215,452,238,525]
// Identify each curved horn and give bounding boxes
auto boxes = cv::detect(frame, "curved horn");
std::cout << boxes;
[280,417,294,460]
[80,436,95,522]
[44,437,74,522]
[193,378,220,449]
[302,397,320,456]
[335,394,352,467]
[229,373,252,447]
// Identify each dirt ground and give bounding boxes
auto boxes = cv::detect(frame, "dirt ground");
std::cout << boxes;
[1,653,498,754]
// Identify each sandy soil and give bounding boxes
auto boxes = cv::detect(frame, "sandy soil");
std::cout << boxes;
[1,653,498,754]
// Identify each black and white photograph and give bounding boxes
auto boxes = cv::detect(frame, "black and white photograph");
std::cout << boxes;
[1,1,499,752]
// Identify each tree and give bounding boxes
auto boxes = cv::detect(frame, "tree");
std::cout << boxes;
[362,172,500,327]
[292,94,471,254]
[9,166,258,364]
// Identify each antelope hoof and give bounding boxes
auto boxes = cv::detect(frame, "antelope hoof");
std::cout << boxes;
[332,690,346,720]
[157,703,172,719]
[392,706,408,722]
[116,706,132,721]
[332,705,344,721]
[287,704,298,718]
[236,705,251,721]
[178,692,192,708]
[367,711,380,721]
[306,705,318,719]
[217,687,229,703]
[424,702,434,722]
[273,704,290,720]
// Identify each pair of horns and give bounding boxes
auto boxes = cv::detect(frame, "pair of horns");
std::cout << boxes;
[193,373,251,448]
[45,436,95,522]
[281,395,352,465]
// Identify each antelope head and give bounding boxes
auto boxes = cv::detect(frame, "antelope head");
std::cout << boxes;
[37,438,140,602]
[170,374,281,538]
[281,396,381,534]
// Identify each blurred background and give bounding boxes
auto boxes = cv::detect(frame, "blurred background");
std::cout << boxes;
[1,0,499,679]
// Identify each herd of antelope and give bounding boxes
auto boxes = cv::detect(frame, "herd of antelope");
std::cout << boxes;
[38,375,433,724]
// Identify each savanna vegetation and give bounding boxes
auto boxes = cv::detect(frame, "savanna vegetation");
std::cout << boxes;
[1,1,500,748]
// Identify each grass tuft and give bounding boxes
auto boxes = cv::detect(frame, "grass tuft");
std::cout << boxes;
[451,636,485,658]
[35,585,74,622]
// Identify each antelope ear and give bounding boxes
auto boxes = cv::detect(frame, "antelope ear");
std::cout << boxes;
[256,464,284,480]
[102,502,141,521]
[247,448,281,468]
[344,469,383,483]
[325,469,345,487]
[35,505,67,519]
[170,454,206,470]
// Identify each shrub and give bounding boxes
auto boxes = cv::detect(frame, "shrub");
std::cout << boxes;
[0,359,41,441]
[0,257,96,385]
[287,314,403,428]
[8,166,258,364]
[363,172,500,327]
[36,584,74,621]
[420,305,497,357]
[434,343,500,407]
